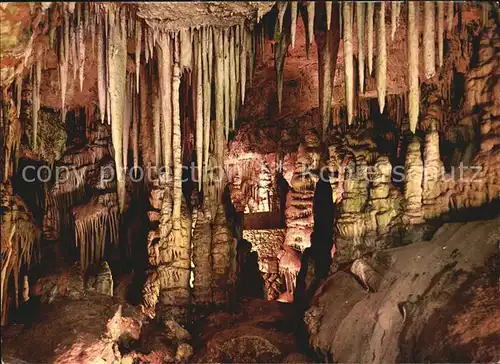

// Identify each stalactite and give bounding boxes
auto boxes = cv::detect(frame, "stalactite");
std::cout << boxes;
[152,69,162,169]
[140,64,153,168]
[235,25,241,90]
[424,1,436,79]
[246,26,254,84]
[326,1,332,30]
[438,2,444,68]
[240,24,247,105]
[159,33,172,171]
[97,18,106,123]
[180,28,193,71]
[172,34,182,245]
[131,83,139,172]
[32,56,41,150]
[203,27,211,187]
[290,1,298,49]
[229,27,236,130]
[215,28,225,172]
[275,2,291,114]
[367,2,374,76]
[376,2,387,113]
[108,8,127,212]
[136,20,142,93]
[408,2,419,133]
[60,11,70,123]
[123,75,132,173]
[307,1,315,46]
[15,73,22,118]
[356,2,365,93]
[223,29,230,139]
[76,5,85,91]
[196,30,203,190]
[391,2,400,41]
[277,1,287,34]
[447,1,454,33]
[343,2,354,125]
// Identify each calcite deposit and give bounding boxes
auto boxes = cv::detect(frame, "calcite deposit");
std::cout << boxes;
[1,1,499,363]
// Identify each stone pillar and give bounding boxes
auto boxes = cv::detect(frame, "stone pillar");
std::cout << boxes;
[403,138,424,224]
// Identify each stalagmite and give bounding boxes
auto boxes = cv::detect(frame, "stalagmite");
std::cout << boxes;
[240,25,247,105]
[229,27,236,130]
[447,1,454,33]
[356,2,365,93]
[223,29,230,139]
[196,30,203,190]
[32,56,41,150]
[423,1,436,79]
[408,2,419,133]
[326,1,332,30]
[136,20,142,93]
[343,2,354,125]
[307,1,315,46]
[376,2,387,113]
[159,34,172,171]
[215,28,225,168]
[108,9,127,212]
[97,17,106,123]
[438,1,444,67]
[202,27,211,186]
[367,2,374,76]
[290,1,298,48]
[172,35,182,245]
[152,71,162,169]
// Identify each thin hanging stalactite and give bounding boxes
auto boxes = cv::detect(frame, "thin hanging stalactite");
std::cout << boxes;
[108,8,127,212]
[172,33,182,245]
[97,16,106,123]
[424,1,436,79]
[131,75,139,173]
[290,1,298,49]
[366,2,374,76]
[229,26,236,130]
[152,65,162,170]
[202,27,211,189]
[343,2,354,125]
[135,20,142,93]
[159,33,172,171]
[307,1,315,46]
[60,10,70,123]
[195,29,203,190]
[356,2,365,94]
[391,1,401,41]
[438,1,444,68]
[408,1,419,133]
[15,73,23,118]
[240,24,247,105]
[215,28,225,174]
[447,1,454,33]
[76,3,85,91]
[123,75,132,173]
[275,1,291,114]
[376,2,387,114]
[326,1,332,30]
[223,29,230,139]
[32,55,41,150]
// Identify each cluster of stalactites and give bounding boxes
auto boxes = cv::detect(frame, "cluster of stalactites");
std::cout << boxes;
[294,1,457,133]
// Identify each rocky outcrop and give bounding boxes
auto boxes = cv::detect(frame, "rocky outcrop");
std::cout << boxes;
[1,181,40,325]
[1,295,144,364]
[305,217,500,363]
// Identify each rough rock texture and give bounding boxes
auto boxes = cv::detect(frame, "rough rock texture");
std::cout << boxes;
[1,295,144,364]
[192,299,306,363]
[305,218,500,363]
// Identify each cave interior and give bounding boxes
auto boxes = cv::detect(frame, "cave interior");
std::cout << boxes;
[1,1,499,363]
